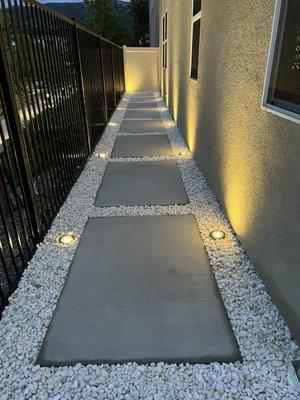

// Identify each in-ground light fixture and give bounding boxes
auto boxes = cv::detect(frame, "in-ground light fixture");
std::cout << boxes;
[108,121,118,127]
[97,152,107,159]
[179,151,187,156]
[58,232,78,247]
[210,230,226,240]
[167,121,175,127]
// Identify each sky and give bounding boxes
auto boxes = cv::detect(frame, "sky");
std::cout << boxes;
[40,0,131,3]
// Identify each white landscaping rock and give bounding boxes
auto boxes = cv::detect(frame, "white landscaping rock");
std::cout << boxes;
[0,93,299,399]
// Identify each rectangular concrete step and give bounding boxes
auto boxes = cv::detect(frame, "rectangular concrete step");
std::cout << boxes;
[119,119,166,134]
[124,109,162,119]
[111,134,173,158]
[37,215,241,366]
[129,97,157,103]
[94,160,188,207]
[127,102,159,110]
[130,92,154,98]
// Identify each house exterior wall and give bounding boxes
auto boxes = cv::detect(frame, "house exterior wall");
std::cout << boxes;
[151,0,300,342]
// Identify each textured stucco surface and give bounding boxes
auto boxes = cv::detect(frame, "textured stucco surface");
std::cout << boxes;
[157,0,300,342]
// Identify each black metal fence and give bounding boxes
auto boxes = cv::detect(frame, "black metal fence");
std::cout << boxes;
[0,0,125,313]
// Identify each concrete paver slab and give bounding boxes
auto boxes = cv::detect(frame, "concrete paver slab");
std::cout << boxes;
[94,161,188,207]
[37,215,241,366]
[130,93,154,98]
[111,134,172,158]
[127,101,159,110]
[119,119,166,133]
[129,97,157,103]
[124,109,162,119]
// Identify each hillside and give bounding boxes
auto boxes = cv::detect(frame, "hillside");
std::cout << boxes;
[45,2,86,22]
[45,1,132,25]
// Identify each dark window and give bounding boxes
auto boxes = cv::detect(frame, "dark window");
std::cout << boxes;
[268,0,300,114]
[193,0,201,16]
[163,42,168,69]
[165,13,168,40]
[190,19,200,79]
[162,12,168,69]
[165,43,168,68]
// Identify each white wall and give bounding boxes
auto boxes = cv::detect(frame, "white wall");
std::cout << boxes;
[123,47,159,92]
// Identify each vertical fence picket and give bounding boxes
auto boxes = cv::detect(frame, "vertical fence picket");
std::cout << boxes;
[0,24,40,240]
[72,18,91,153]
[100,39,108,123]
[0,0,125,314]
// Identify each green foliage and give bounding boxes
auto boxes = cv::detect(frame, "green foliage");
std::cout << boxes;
[83,0,150,46]
[83,0,133,46]
[129,0,149,46]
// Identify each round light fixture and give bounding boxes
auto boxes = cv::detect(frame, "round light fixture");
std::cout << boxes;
[210,230,226,240]
[98,152,107,159]
[58,233,78,247]
[108,121,118,127]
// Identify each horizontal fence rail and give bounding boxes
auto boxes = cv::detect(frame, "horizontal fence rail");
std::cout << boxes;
[0,0,125,313]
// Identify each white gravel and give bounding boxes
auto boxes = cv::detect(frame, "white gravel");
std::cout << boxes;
[0,93,299,399]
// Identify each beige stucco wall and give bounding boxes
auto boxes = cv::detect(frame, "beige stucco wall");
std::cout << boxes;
[159,0,200,154]
[124,47,159,92]
[157,0,300,342]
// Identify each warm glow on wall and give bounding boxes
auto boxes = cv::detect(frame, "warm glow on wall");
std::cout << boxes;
[124,48,159,92]
[185,85,199,154]
[218,96,261,239]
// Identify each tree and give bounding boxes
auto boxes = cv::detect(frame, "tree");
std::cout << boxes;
[129,0,149,46]
[83,0,133,46]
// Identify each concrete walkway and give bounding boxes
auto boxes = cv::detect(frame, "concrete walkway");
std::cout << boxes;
[37,93,240,366]
[1,92,298,399]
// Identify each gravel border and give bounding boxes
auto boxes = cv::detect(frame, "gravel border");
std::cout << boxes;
[0,93,299,399]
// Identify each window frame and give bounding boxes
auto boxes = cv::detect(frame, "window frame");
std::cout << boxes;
[262,0,300,124]
[162,11,168,70]
[189,5,201,82]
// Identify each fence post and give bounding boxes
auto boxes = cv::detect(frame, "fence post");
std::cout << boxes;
[110,44,117,108]
[122,46,126,93]
[0,26,40,241]
[99,39,108,123]
[72,18,91,153]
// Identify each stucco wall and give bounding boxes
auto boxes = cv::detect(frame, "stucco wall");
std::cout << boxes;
[158,0,300,342]
[124,47,159,92]
[160,0,200,152]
